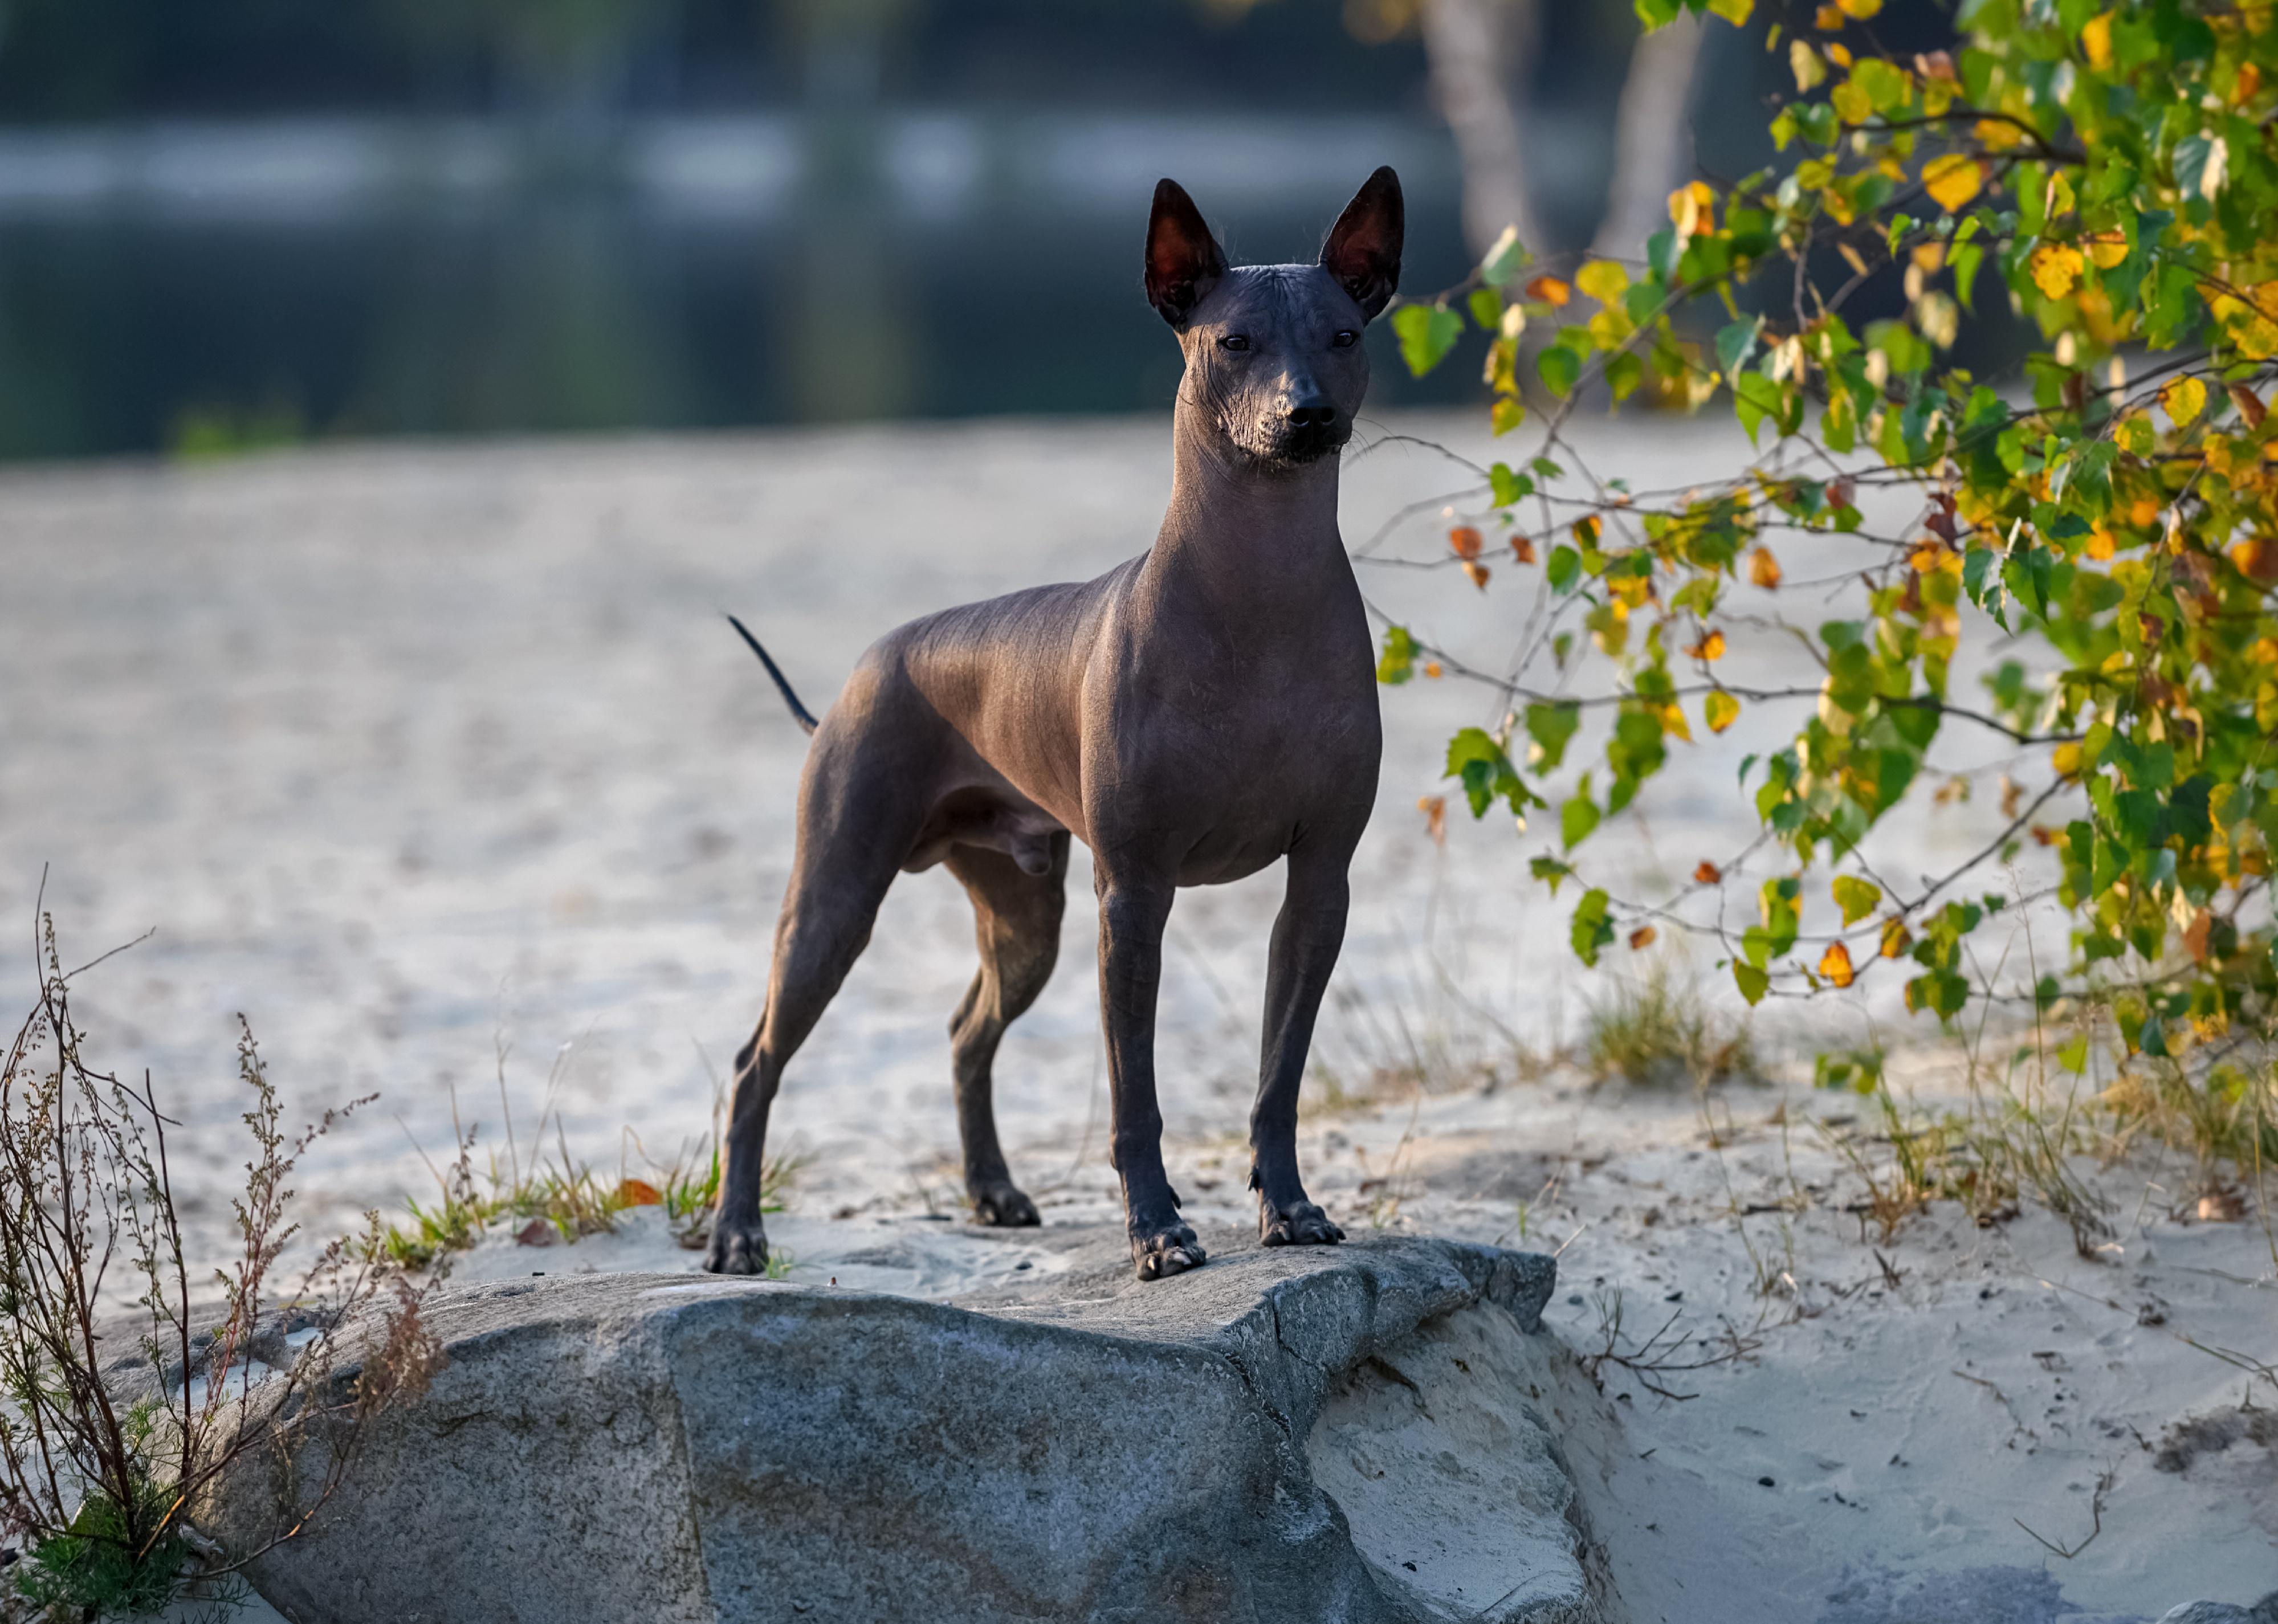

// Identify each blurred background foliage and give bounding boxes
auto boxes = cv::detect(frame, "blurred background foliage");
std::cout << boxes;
[0,0,1955,459]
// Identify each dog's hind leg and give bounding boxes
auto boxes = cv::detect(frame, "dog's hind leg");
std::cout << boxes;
[706,730,926,1275]
[944,834,1070,1226]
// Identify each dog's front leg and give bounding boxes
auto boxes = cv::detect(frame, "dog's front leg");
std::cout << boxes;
[1249,850,1350,1246]
[1095,869,1207,1279]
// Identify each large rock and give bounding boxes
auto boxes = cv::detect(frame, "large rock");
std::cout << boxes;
[217,1227,1601,1624]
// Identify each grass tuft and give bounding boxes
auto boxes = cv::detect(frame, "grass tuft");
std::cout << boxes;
[1581,956,1754,1086]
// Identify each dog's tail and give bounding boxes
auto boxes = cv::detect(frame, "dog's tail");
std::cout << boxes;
[724,613,820,735]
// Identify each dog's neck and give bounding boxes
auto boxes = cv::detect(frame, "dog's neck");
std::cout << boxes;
[1147,396,1349,619]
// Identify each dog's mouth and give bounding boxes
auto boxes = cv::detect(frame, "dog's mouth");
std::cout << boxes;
[1254,421,1350,467]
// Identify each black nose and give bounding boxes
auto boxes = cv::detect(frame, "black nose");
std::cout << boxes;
[1287,399,1338,428]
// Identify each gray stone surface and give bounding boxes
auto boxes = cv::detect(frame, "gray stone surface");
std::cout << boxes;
[2158,1599,2278,1624]
[215,1229,1586,1624]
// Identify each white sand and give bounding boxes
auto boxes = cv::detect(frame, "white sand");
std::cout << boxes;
[4,416,2271,1619]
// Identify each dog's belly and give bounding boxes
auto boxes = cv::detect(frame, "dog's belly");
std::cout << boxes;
[1173,827,1295,887]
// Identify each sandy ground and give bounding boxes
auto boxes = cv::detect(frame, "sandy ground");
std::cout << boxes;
[4,414,2273,1621]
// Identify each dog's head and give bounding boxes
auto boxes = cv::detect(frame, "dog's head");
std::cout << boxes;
[1145,168,1402,470]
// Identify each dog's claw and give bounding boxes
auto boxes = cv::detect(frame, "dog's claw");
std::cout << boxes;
[1259,1200,1343,1248]
[702,1214,770,1275]
[971,1182,1041,1227]
[1131,1223,1207,1280]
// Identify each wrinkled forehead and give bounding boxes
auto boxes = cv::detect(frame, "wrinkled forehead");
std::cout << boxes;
[1192,264,1347,335]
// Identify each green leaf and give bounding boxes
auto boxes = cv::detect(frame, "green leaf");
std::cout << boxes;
[1571,889,1616,967]
[1733,962,1769,1006]
[1537,345,1582,398]
[1375,625,1416,685]
[1488,461,1533,507]
[1734,373,1786,444]
[1561,793,1602,850]
[1479,225,1529,286]
[1546,545,1580,593]
[1525,701,1583,770]
[1468,286,1505,330]
[1391,303,1464,377]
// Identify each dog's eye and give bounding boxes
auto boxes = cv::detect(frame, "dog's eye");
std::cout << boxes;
[1219,334,1252,353]
[1332,330,1359,350]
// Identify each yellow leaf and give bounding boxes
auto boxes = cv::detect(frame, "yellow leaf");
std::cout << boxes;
[1749,547,1783,589]
[1526,275,1571,308]
[1922,153,1982,211]
[1705,690,1742,733]
[2029,243,2085,299]
[1686,629,1728,661]
[2051,740,2084,778]
[1662,702,1693,744]
[2086,232,2129,270]
[1490,395,1526,435]
[1575,260,1630,305]
[2081,11,2113,69]
[1831,79,1872,124]
[2162,374,2208,427]
[1790,38,1828,92]
[1668,179,1715,233]
[1832,875,1882,925]
[1819,942,1856,988]
[1879,917,1912,958]
[1974,117,2025,151]
[1837,0,1881,14]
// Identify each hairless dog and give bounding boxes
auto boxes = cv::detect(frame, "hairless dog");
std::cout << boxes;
[709,168,1401,1281]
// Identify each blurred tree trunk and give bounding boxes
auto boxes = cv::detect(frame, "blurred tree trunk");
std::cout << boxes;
[1588,10,1707,262]
[1419,0,1545,263]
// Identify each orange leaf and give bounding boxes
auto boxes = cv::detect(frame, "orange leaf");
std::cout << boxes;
[2183,908,2213,964]
[1423,660,1444,679]
[1449,525,1484,560]
[1572,515,1602,546]
[1748,547,1783,589]
[618,1178,663,1207]
[1628,925,1658,951]
[1693,860,1723,884]
[1462,560,1492,591]
[1878,917,1912,958]
[1525,275,1571,307]
[1418,795,1446,844]
[1684,629,1727,662]
[2230,383,2268,429]
[2230,536,2278,584]
[1510,534,1537,564]
[1818,941,1856,988]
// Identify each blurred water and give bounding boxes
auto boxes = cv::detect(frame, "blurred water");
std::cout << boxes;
[0,112,1488,459]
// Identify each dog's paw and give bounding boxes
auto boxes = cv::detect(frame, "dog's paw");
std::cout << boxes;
[970,1181,1041,1228]
[1130,1222,1208,1281]
[702,1214,770,1275]
[1259,1199,1344,1248]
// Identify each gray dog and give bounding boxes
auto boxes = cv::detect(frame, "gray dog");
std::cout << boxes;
[709,168,1401,1282]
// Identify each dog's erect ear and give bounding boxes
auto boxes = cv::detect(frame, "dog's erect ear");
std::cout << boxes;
[1319,166,1403,321]
[1145,178,1228,327]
